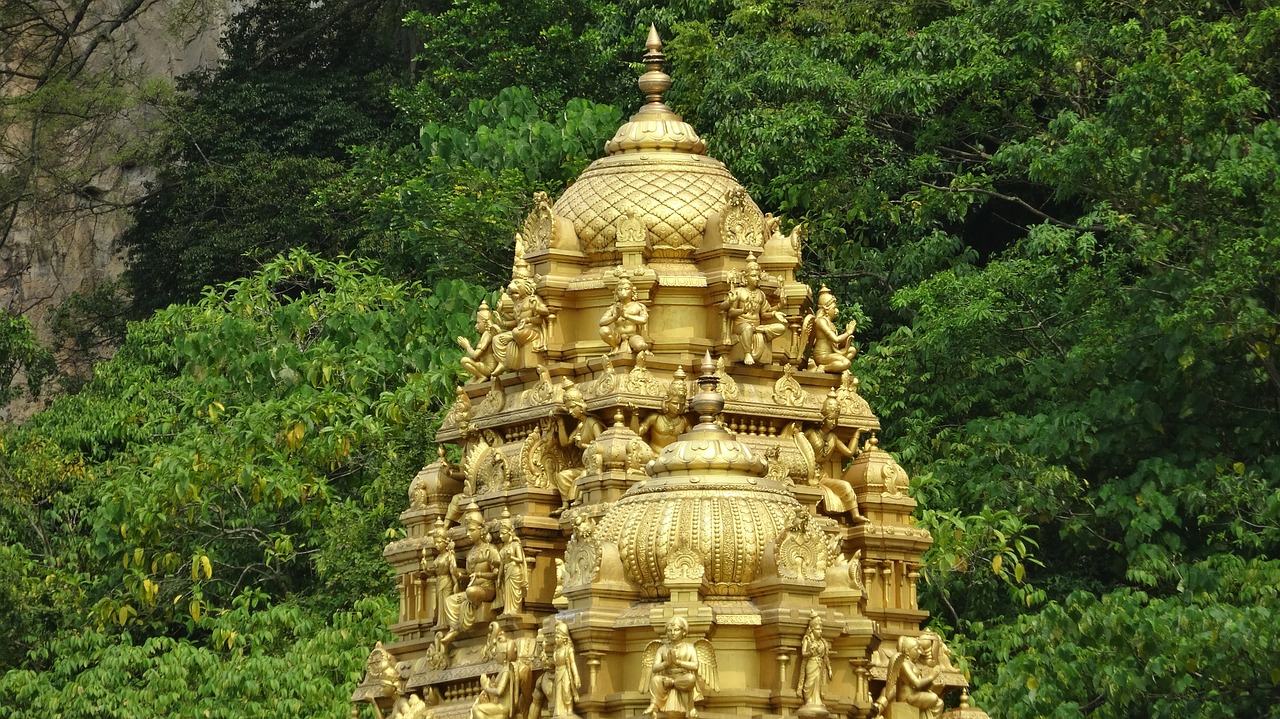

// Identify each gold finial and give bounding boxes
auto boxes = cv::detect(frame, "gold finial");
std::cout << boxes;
[638,24,672,109]
[690,352,724,424]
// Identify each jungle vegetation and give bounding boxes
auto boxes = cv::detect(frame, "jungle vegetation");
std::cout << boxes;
[1,1,1278,717]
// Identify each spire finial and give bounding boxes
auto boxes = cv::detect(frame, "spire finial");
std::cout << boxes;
[638,25,672,108]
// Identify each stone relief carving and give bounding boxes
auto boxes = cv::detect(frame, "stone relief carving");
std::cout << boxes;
[522,192,556,253]
[719,188,764,247]
[771,363,809,407]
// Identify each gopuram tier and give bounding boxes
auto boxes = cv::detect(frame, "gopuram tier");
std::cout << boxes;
[353,26,989,719]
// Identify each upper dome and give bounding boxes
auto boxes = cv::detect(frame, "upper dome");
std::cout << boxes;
[553,26,763,261]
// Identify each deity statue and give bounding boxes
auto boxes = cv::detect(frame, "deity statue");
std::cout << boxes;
[496,509,528,615]
[720,253,788,365]
[390,693,433,719]
[528,636,556,719]
[805,286,857,373]
[491,270,552,371]
[799,391,869,524]
[427,519,460,628]
[553,381,605,513]
[796,613,832,713]
[459,301,504,379]
[640,617,718,719]
[471,640,520,719]
[439,505,501,645]
[599,274,650,354]
[636,368,689,451]
[551,621,581,718]
[874,636,944,719]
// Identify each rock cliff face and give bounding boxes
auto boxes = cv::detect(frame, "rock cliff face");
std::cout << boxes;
[1,1,229,421]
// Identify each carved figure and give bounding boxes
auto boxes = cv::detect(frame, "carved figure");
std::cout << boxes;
[427,520,459,628]
[553,381,605,512]
[599,274,651,354]
[874,636,944,719]
[806,287,856,373]
[720,253,787,365]
[390,693,433,719]
[439,505,500,644]
[492,276,552,370]
[636,367,689,451]
[459,301,504,379]
[799,391,869,523]
[640,617,719,719]
[796,613,832,712]
[551,621,581,718]
[529,636,556,719]
[496,509,528,615]
[472,640,520,719]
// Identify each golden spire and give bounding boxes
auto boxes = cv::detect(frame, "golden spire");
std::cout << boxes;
[637,24,673,112]
[603,24,707,155]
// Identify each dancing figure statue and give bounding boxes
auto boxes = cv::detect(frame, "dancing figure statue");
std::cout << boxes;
[640,617,719,719]
[720,253,787,365]
[439,505,500,644]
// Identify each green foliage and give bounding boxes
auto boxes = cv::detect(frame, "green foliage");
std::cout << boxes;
[0,313,53,403]
[975,556,1280,718]
[0,595,391,719]
[122,3,409,314]
[402,0,630,117]
[323,87,621,286]
[0,253,478,709]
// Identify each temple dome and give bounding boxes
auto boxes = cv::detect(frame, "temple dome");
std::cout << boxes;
[553,26,763,260]
[593,357,802,597]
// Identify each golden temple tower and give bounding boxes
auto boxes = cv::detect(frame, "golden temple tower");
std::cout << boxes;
[352,26,988,719]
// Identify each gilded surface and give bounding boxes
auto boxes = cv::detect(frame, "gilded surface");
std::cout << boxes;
[355,25,985,719]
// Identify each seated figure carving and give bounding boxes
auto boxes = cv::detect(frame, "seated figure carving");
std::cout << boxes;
[599,275,650,354]
[439,505,500,645]
[720,254,787,366]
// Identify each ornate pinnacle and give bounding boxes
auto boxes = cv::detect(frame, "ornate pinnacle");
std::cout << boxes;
[690,351,725,424]
[638,24,672,109]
